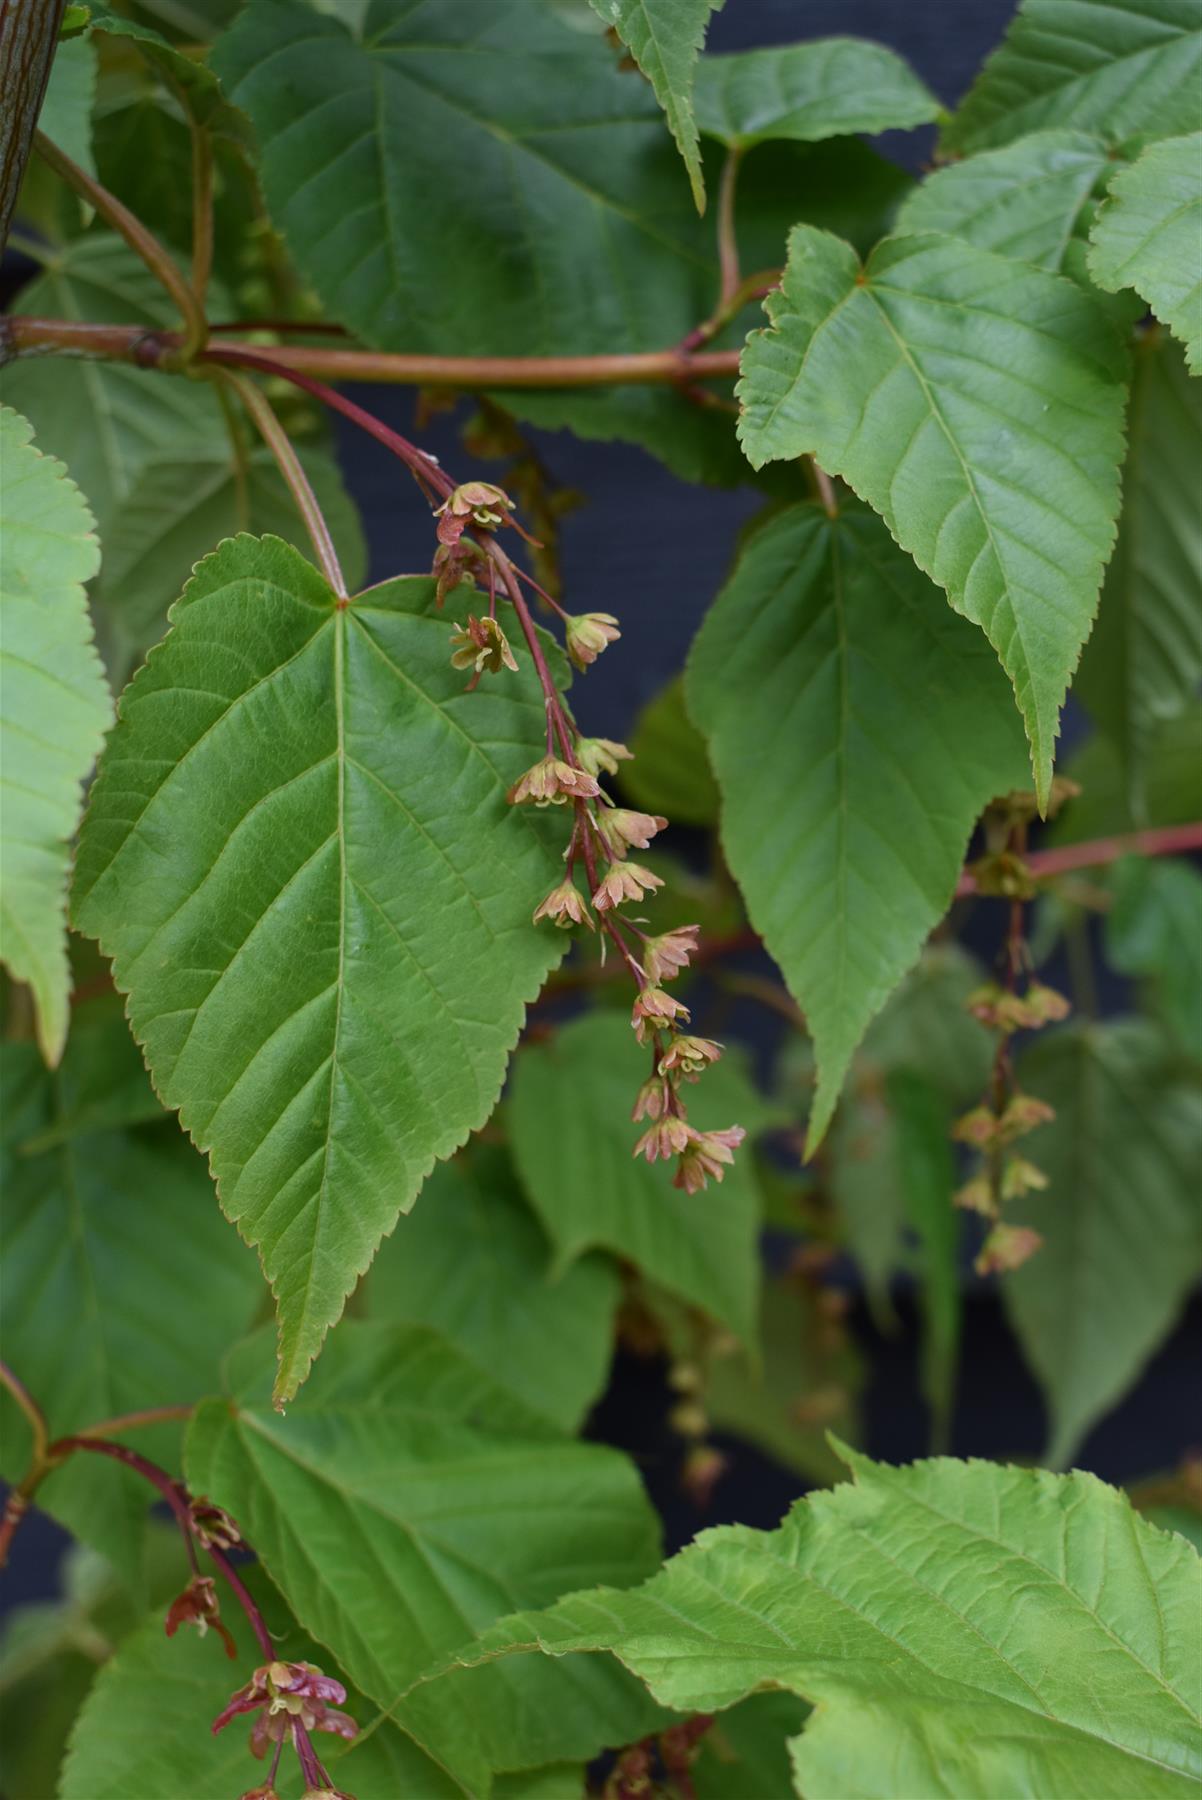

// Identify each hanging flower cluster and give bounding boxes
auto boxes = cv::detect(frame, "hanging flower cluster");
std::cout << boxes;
[436,484,744,1192]
[214,1659,358,1800]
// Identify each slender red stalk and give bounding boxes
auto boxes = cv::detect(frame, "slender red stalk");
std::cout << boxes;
[957,821,1202,895]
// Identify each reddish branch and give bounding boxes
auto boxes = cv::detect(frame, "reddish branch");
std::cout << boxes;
[955,821,1202,896]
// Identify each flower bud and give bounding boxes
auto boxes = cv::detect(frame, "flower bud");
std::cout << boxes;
[565,611,620,670]
[975,1222,1043,1275]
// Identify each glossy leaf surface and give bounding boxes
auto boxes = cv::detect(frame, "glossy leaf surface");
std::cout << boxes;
[737,228,1128,804]
[73,538,565,1402]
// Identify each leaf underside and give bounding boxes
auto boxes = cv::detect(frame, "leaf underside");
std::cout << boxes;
[72,536,565,1402]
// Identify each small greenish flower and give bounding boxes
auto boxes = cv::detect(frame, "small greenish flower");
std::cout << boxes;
[449,614,518,676]
[565,611,620,671]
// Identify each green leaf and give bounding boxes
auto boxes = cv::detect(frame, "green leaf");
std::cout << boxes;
[693,1693,810,1800]
[1088,133,1202,372]
[896,129,1113,278]
[364,1145,620,1433]
[1048,704,1202,844]
[185,1321,669,1790]
[944,0,1202,155]
[96,441,366,674]
[211,0,711,359]
[86,0,240,132]
[694,38,939,149]
[0,406,109,1064]
[0,234,228,534]
[1005,1022,1202,1467]
[1105,859,1202,1062]
[686,502,1028,1149]
[703,1275,861,1488]
[508,1011,771,1342]
[73,536,566,1404]
[589,0,720,210]
[619,674,719,827]
[1074,336,1202,817]
[0,1012,262,1573]
[736,228,1129,805]
[36,36,97,175]
[890,1068,961,1449]
[856,943,993,1107]
[447,1447,1202,1800]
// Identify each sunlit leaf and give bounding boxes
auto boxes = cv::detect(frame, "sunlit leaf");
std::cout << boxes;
[588,0,721,210]
[73,538,565,1402]
[1088,133,1202,373]
[0,406,109,1063]
[694,38,939,149]
[736,228,1128,804]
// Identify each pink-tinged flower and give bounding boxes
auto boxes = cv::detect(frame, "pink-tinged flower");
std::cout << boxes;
[641,925,699,985]
[953,1174,996,1217]
[631,985,689,1042]
[593,862,664,912]
[432,537,484,608]
[632,1075,672,1121]
[188,1497,242,1552]
[576,736,632,777]
[565,611,621,670]
[435,480,513,545]
[633,1115,692,1162]
[213,1661,358,1754]
[449,613,518,676]
[532,879,593,930]
[658,1034,722,1078]
[951,1105,1001,1150]
[598,808,667,857]
[165,1575,236,1658]
[508,756,602,806]
[673,1125,746,1194]
[974,1222,1044,1276]
[1001,1155,1048,1200]
[1000,1092,1056,1139]
[239,1785,282,1800]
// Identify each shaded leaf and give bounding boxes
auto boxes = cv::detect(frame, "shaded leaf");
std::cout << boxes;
[364,1146,620,1433]
[508,1011,772,1342]
[694,1693,810,1800]
[944,0,1202,155]
[447,1446,1202,1800]
[0,406,109,1063]
[1088,133,1202,373]
[0,1013,262,1574]
[186,1322,669,1791]
[1105,859,1202,1063]
[1048,704,1202,844]
[890,1068,961,1449]
[73,538,565,1403]
[36,36,96,175]
[1074,335,1202,815]
[736,228,1129,804]
[686,502,1028,1149]
[589,0,720,210]
[1005,1021,1202,1466]
[619,674,719,827]
[694,38,939,149]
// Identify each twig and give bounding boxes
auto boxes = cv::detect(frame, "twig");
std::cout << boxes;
[956,821,1202,895]
[31,135,207,355]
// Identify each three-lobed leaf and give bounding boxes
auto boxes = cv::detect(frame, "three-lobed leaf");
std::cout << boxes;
[0,406,109,1064]
[944,0,1202,155]
[1087,133,1202,373]
[442,1446,1202,1799]
[737,228,1129,806]
[686,502,1029,1149]
[72,536,566,1402]
[693,38,940,148]
[1004,1021,1202,1467]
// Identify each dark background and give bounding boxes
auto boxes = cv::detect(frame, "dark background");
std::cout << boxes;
[5,0,1199,1611]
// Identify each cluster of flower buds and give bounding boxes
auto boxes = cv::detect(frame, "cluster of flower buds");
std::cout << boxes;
[430,472,744,1191]
[952,824,1069,1270]
[215,1660,358,1791]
